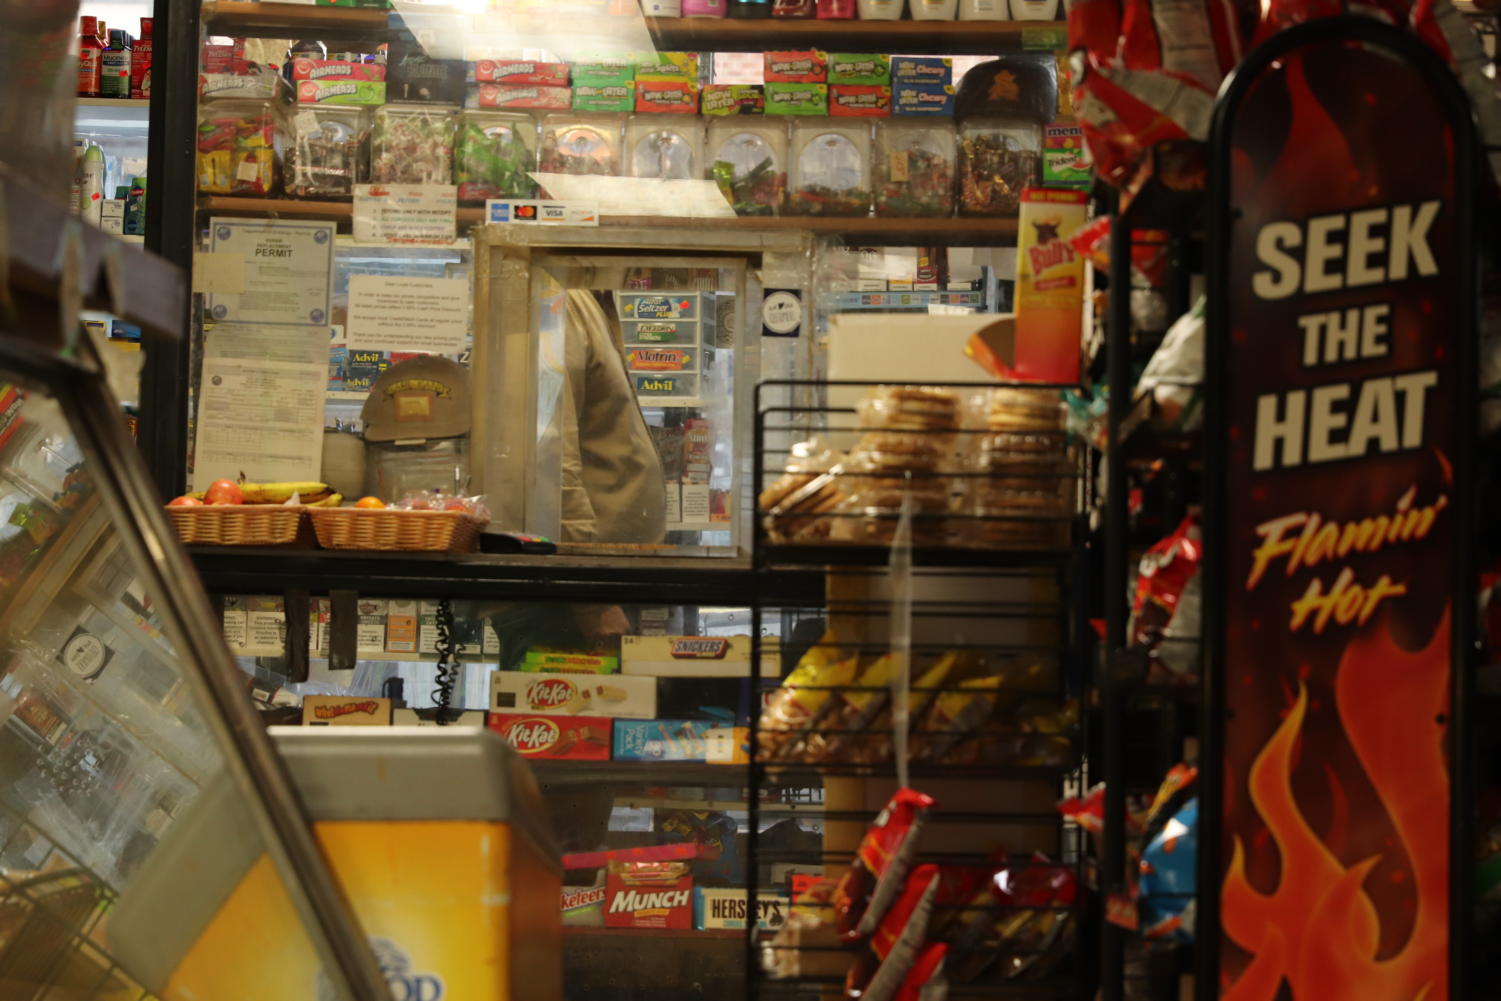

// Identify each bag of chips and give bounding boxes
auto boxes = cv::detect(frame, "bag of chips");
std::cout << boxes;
[834,788,936,939]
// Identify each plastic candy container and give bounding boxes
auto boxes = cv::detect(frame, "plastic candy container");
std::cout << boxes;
[283,106,371,198]
[707,119,787,216]
[874,119,955,217]
[197,99,278,195]
[456,110,538,201]
[370,104,458,185]
[538,115,624,180]
[958,118,1040,217]
[626,115,706,180]
[790,119,871,217]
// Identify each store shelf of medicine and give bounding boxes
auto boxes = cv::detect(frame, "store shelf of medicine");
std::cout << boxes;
[200,1,1060,53]
[198,197,1022,246]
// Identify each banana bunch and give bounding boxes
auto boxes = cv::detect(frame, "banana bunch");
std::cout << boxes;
[187,482,343,506]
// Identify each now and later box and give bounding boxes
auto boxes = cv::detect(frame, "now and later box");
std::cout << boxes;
[830,85,891,118]
[490,671,657,719]
[828,53,890,86]
[636,80,699,114]
[694,889,789,931]
[487,713,612,759]
[764,50,827,83]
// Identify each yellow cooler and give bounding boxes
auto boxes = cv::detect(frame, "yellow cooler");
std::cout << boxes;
[110,727,562,1001]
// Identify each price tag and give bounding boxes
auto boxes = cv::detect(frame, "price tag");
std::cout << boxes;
[889,150,910,183]
[236,158,263,182]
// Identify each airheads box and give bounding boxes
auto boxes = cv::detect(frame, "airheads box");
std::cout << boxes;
[471,60,570,85]
[109,729,561,1001]
[291,58,385,82]
[296,79,387,105]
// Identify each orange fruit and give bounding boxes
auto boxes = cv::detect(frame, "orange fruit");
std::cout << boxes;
[354,496,386,509]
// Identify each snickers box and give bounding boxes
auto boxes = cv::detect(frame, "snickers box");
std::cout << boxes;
[605,872,694,929]
[302,696,392,727]
[621,634,779,678]
[694,888,788,931]
[490,671,657,719]
[487,713,612,759]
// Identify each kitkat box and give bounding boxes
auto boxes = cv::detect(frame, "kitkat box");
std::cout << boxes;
[490,671,657,719]
[605,872,694,929]
[487,713,611,759]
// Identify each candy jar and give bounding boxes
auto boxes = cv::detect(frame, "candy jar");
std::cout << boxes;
[196,98,278,195]
[706,119,787,216]
[789,119,871,217]
[456,110,538,201]
[958,117,1040,217]
[874,119,955,217]
[370,104,458,185]
[283,106,371,198]
[626,114,706,181]
[538,115,624,186]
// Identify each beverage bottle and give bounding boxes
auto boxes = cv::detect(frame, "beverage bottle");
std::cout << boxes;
[773,0,816,15]
[102,30,132,98]
[78,16,104,96]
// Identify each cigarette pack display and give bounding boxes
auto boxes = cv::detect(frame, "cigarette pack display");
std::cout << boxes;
[613,718,732,761]
[790,119,872,216]
[959,118,1040,216]
[562,885,607,927]
[701,84,765,116]
[301,695,393,726]
[291,58,385,82]
[487,713,613,759]
[830,85,892,117]
[490,671,658,719]
[695,888,789,930]
[466,83,573,110]
[456,109,538,201]
[764,50,828,83]
[634,51,700,81]
[624,318,699,344]
[370,104,458,184]
[874,119,956,217]
[893,83,956,116]
[573,83,635,113]
[707,119,787,215]
[766,82,828,116]
[539,115,623,179]
[470,60,570,85]
[385,598,418,654]
[620,634,777,677]
[828,53,891,86]
[296,79,387,105]
[606,870,694,929]
[200,71,282,101]
[635,80,700,115]
[196,99,277,195]
[891,56,953,85]
[283,106,371,197]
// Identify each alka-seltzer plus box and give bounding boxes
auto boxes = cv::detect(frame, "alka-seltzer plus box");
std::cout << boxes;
[490,672,657,719]
[694,889,789,931]
[763,50,827,83]
[487,713,612,759]
[574,82,635,113]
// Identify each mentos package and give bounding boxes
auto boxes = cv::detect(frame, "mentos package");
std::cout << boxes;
[694,889,789,931]
[701,84,765,116]
[486,713,612,759]
[291,58,385,82]
[764,50,828,83]
[830,85,891,118]
[828,53,890,86]
[891,56,953,85]
[636,80,699,114]
[894,83,955,117]
[1043,123,1091,189]
[765,82,828,116]
[471,59,569,85]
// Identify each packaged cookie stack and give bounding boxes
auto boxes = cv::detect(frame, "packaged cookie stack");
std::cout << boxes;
[832,385,961,546]
[759,439,847,544]
[965,387,1073,549]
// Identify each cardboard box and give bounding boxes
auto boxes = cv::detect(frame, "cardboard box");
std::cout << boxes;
[487,713,612,759]
[894,83,956,117]
[490,671,657,719]
[467,83,573,110]
[620,634,777,678]
[764,50,828,83]
[636,80,699,114]
[562,884,607,927]
[130,32,151,100]
[605,872,693,929]
[694,889,788,931]
[634,51,698,82]
[356,598,388,655]
[200,72,279,100]
[302,695,392,726]
[245,596,286,656]
[391,709,486,727]
[572,82,635,113]
[291,58,385,82]
[765,82,828,116]
[700,84,765,117]
[471,59,569,85]
[1011,187,1087,382]
[613,719,743,762]
[827,53,890,86]
[891,56,953,85]
[385,599,418,655]
[1043,122,1091,189]
[520,650,620,673]
[830,85,891,118]
[704,726,749,764]
[573,62,635,87]
[296,79,387,105]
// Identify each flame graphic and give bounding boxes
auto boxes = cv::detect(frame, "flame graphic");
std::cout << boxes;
[1223,610,1450,1001]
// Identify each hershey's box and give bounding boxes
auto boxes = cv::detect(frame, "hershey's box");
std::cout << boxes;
[621,634,779,678]
[490,671,657,719]
[487,713,611,759]
[694,888,789,931]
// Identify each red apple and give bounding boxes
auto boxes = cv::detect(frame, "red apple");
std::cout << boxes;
[204,479,244,505]
[168,495,203,507]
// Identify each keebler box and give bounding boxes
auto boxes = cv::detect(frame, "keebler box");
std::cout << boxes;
[694,888,788,931]
[490,671,657,719]
[1008,187,1087,382]
[562,884,607,927]
[488,713,612,759]
[606,869,693,929]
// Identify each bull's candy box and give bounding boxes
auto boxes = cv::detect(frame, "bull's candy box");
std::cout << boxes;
[606,869,694,930]
[486,713,611,759]
[694,888,789,931]
[562,884,607,927]
[490,671,657,719]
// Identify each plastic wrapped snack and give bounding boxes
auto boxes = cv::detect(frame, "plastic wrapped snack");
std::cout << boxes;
[1128,514,1202,682]
[910,675,1005,763]
[756,636,860,762]
[539,115,623,180]
[790,119,872,217]
[958,118,1040,217]
[627,114,707,180]
[371,104,458,185]
[800,652,895,763]
[833,788,936,939]
[983,386,1064,432]
[760,439,848,544]
[455,110,538,201]
[196,98,278,195]
[874,119,956,218]
[282,106,370,198]
[844,867,946,1001]
[708,119,788,216]
[829,473,951,546]
[856,385,962,432]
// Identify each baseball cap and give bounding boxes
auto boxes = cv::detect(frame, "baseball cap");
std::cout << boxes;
[361,355,471,443]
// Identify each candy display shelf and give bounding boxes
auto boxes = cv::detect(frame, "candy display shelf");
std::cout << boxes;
[197,196,1022,246]
[564,926,742,940]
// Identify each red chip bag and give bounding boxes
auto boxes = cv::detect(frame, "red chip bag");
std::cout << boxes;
[1068,0,1125,58]
[1072,55,1215,185]
[893,942,948,1001]
[1119,0,1241,89]
[833,789,936,940]
[848,866,941,1001]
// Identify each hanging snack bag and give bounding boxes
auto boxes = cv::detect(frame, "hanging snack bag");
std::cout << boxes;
[756,637,860,761]
[833,788,936,939]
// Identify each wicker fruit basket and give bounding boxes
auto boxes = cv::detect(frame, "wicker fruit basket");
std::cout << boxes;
[168,505,313,547]
[308,507,484,552]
